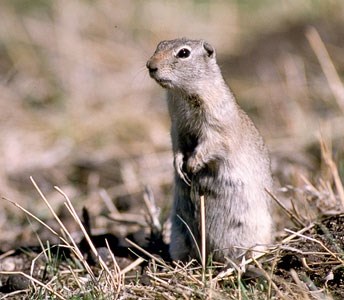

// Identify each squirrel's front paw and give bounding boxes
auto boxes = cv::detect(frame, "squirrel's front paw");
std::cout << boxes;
[186,153,204,174]
[174,153,191,186]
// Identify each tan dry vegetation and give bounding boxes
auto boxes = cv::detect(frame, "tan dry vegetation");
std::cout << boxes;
[0,0,344,299]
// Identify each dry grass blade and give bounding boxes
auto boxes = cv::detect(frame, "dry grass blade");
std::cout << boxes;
[106,212,147,226]
[200,195,206,282]
[68,265,83,290]
[54,186,123,290]
[284,228,344,264]
[0,271,66,300]
[171,261,203,285]
[2,197,60,240]
[177,214,202,262]
[281,223,315,244]
[266,188,306,227]
[0,250,15,260]
[124,238,171,270]
[306,26,344,113]
[120,257,145,276]
[215,223,315,282]
[0,290,28,299]
[28,178,126,298]
[99,188,119,214]
[146,272,196,298]
[319,136,344,209]
[143,186,162,233]
[268,247,281,299]
[105,239,123,296]
[30,177,96,282]
[214,246,271,281]
[252,257,288,300]
[289,269,311,300]
[213,265,238,281]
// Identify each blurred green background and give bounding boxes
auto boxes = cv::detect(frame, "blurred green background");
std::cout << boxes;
[0,0,343,248]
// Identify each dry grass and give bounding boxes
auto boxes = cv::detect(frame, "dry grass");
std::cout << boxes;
[2,173,343,299]
[0,0,344,299]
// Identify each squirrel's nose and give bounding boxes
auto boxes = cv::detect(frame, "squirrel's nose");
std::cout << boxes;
[146,59,158,74]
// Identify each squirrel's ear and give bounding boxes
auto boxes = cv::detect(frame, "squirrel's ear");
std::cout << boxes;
[202,41,215,58]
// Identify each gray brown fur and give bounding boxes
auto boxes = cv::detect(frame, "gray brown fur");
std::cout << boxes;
[147,38,273,262]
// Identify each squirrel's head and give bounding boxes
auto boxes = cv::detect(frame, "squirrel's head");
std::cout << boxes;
[146,38,219,93]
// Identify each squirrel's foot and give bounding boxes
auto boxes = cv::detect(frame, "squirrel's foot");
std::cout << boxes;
[174,153,191,186]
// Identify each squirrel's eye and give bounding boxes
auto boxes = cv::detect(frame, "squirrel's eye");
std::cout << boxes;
[176,48,191,58]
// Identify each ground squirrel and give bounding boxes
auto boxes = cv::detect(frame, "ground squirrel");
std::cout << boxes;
[146,38,273,262]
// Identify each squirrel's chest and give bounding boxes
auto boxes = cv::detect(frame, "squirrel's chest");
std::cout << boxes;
[168,92,204,122]
[168,92,207,150]
[174,106,204,152]
[173,100,205,133]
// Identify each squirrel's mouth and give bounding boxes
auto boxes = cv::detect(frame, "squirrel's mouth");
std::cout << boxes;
[147,66,174,88]
[155,78,173,88]
[148,69,173,88]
